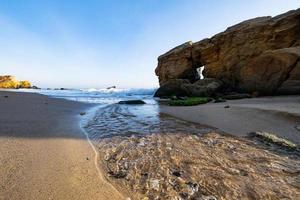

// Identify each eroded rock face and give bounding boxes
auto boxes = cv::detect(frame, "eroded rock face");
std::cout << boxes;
[155,9,300,95]
[0,75,31,89]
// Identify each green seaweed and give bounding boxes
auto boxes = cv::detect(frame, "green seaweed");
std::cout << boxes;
[252,131,297,149]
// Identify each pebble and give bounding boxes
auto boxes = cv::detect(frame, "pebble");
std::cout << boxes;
[179,192,189,199]
[295,125,300,131]
[224,105,230,108]
[150,179,160,191]
[172,170,181,177]
[201,196,217,200]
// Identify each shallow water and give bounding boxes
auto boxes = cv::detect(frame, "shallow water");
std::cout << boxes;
[6,88,212,139]
[83,103,213,141]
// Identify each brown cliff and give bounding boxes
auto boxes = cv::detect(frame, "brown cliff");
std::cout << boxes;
[155,9,300,96]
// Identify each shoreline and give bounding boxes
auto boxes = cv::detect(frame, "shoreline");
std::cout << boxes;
[81,96,300,199]
[79,105,133,199]
[1,90,300,199]
[160,95,300,145]
[0,91,124,200]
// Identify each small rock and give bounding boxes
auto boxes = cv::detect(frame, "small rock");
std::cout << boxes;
[186,182,199,194]
[295,126,300,131]
[227,144,236,151]
[179,192,189,199]
[80,112,86,116]
[200,195,217,200]
[169,179,181,191]
[106,86,116,89]
[150,179,160,191]
[4,95,8,98]
[172,170,181,177]
[31,86,40,89]
[118,100,146,105]
[141,172,148,177]
[224,105,230,108]
[86,157,89,160]
[138,140,146,146]
[108,170,127,179]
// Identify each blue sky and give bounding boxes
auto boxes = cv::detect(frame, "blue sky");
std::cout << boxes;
[0,0,299,88]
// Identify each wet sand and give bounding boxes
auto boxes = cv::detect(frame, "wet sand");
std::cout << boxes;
[160,95,300,144]
[98,132,300,200]
[0,91,124,200]
[84,101,300,200]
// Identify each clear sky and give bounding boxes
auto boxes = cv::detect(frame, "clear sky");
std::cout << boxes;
[0,0,299,88]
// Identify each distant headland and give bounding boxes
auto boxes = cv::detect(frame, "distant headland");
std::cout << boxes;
[0,75,32,89]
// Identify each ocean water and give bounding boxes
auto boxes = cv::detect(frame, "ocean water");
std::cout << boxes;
[13,88,211,139]
[33,87,157,104]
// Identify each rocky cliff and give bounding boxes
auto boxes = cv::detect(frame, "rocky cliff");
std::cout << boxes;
[155,9,300,96]
[0,76,31,89]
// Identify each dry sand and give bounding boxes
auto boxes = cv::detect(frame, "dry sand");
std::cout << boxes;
[160,95,300,144]
[0,91,124,200]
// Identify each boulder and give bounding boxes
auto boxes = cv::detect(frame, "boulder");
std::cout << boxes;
[155,9,300,95]
[118,100,146,105]
[154,79,190,97]
[31,86,40,89]
[0,75,31,89]
[181,78,223,96]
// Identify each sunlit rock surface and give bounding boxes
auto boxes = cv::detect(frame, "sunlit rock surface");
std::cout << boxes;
[155,9,300,95]
[0,75,31,89]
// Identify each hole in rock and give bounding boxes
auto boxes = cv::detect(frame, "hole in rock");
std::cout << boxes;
[196,66,205,79]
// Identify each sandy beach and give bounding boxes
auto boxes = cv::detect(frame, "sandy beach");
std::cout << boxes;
[0,91,124,200]
[160,95,300,144]
[1,91,300,200]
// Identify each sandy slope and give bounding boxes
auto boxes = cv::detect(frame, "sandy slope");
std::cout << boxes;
[0,91,124,200]
[160,95,300,144]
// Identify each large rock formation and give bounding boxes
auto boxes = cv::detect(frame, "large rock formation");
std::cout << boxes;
[0,75,31,89]
[155,9,300,96]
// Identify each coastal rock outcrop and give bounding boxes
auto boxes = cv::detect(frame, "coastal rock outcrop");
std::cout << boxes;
[181,78,223,97]
[154,79,191,97]
[155,9,300,96]
[154,78,223,97]
[0,76,31,89]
